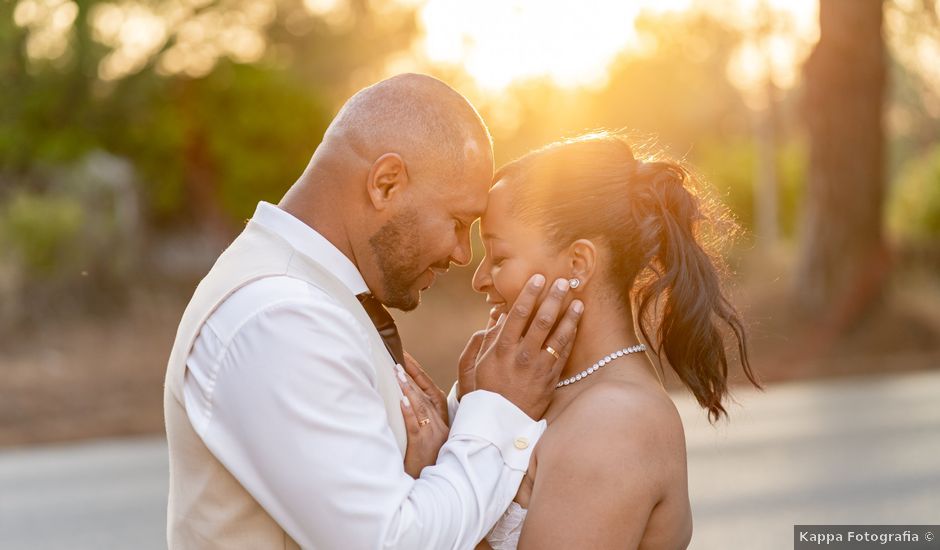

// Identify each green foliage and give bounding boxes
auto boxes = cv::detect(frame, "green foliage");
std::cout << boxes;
[191,62,330,222]
[95,62,331,225]
[0,0,413,230]
[691,138,806,240]
[888,144,940,242]
[0,0,420,321]
[0,191,85,278]
[775,140,807,237]
[693,139,757,232]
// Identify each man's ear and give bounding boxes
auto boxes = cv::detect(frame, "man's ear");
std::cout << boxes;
[366,153,409,211]
[567,239,598,290]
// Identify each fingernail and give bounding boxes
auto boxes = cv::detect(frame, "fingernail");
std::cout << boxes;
[572,300,584,314]
[555,278,569,291]
[531,274,545,288]
[396,368,407,384]
[402,395,411,408]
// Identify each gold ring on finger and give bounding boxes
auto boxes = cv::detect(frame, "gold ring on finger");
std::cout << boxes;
[544,346,560,360]
[418,417,431,427]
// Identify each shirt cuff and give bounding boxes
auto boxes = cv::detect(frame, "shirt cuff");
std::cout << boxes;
[447,382,460,425]
[449,390,546,472]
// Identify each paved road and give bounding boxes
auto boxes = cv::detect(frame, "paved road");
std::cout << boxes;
[1,369,938,549]
[0,437,167,549]
[679,369,940,548]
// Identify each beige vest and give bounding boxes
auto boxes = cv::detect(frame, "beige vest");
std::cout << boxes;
[164,220,407,548]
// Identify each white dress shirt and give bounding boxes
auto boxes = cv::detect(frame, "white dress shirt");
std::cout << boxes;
[183,202,546,549]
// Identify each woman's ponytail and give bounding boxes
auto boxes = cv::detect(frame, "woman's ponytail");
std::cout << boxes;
[629,160,759,422]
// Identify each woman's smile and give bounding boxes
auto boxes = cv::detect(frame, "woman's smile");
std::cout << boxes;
[487,299,508,319]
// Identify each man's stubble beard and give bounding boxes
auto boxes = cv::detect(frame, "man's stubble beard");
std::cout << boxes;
[369,208,424,312]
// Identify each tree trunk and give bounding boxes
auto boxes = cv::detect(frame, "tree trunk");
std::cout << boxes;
[796,0,888,321]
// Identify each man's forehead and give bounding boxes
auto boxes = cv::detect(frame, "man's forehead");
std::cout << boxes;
[463,137,494,184]
[440,138,491,218]
[452,186,488,219]
[448,174,490,217]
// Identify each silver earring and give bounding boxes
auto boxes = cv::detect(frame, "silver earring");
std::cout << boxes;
[568,278,581,289]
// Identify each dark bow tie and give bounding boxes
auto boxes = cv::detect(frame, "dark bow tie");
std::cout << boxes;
[356,293,405,367]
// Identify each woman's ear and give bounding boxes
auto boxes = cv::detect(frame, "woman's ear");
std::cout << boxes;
[366,153,409,211]
[567,239,597,291]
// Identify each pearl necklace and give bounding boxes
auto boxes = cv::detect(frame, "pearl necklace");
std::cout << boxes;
[555,344,647,389]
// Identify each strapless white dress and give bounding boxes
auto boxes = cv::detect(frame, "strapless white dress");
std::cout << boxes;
[485,501,528,550]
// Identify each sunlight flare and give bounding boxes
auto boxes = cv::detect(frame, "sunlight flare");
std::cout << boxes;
[415,0,818,93]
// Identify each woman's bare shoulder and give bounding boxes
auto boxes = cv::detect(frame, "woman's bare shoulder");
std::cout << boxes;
[544,380,687,475]
[525,378,689,547]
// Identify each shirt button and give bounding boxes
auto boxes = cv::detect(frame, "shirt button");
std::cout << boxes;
[514,437,529,450]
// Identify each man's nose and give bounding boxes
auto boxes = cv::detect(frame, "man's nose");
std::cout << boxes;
[451,233,472,267]
[471,260,489,293]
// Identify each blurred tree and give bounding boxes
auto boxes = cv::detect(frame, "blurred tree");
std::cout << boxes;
[0,0,418,318]
[1,0,418,235]
[796,0,887,320]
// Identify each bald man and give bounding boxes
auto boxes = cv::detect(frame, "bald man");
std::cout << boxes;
[163,74,582,549]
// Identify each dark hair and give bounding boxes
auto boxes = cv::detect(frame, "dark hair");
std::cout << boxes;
[496,132,760,421]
